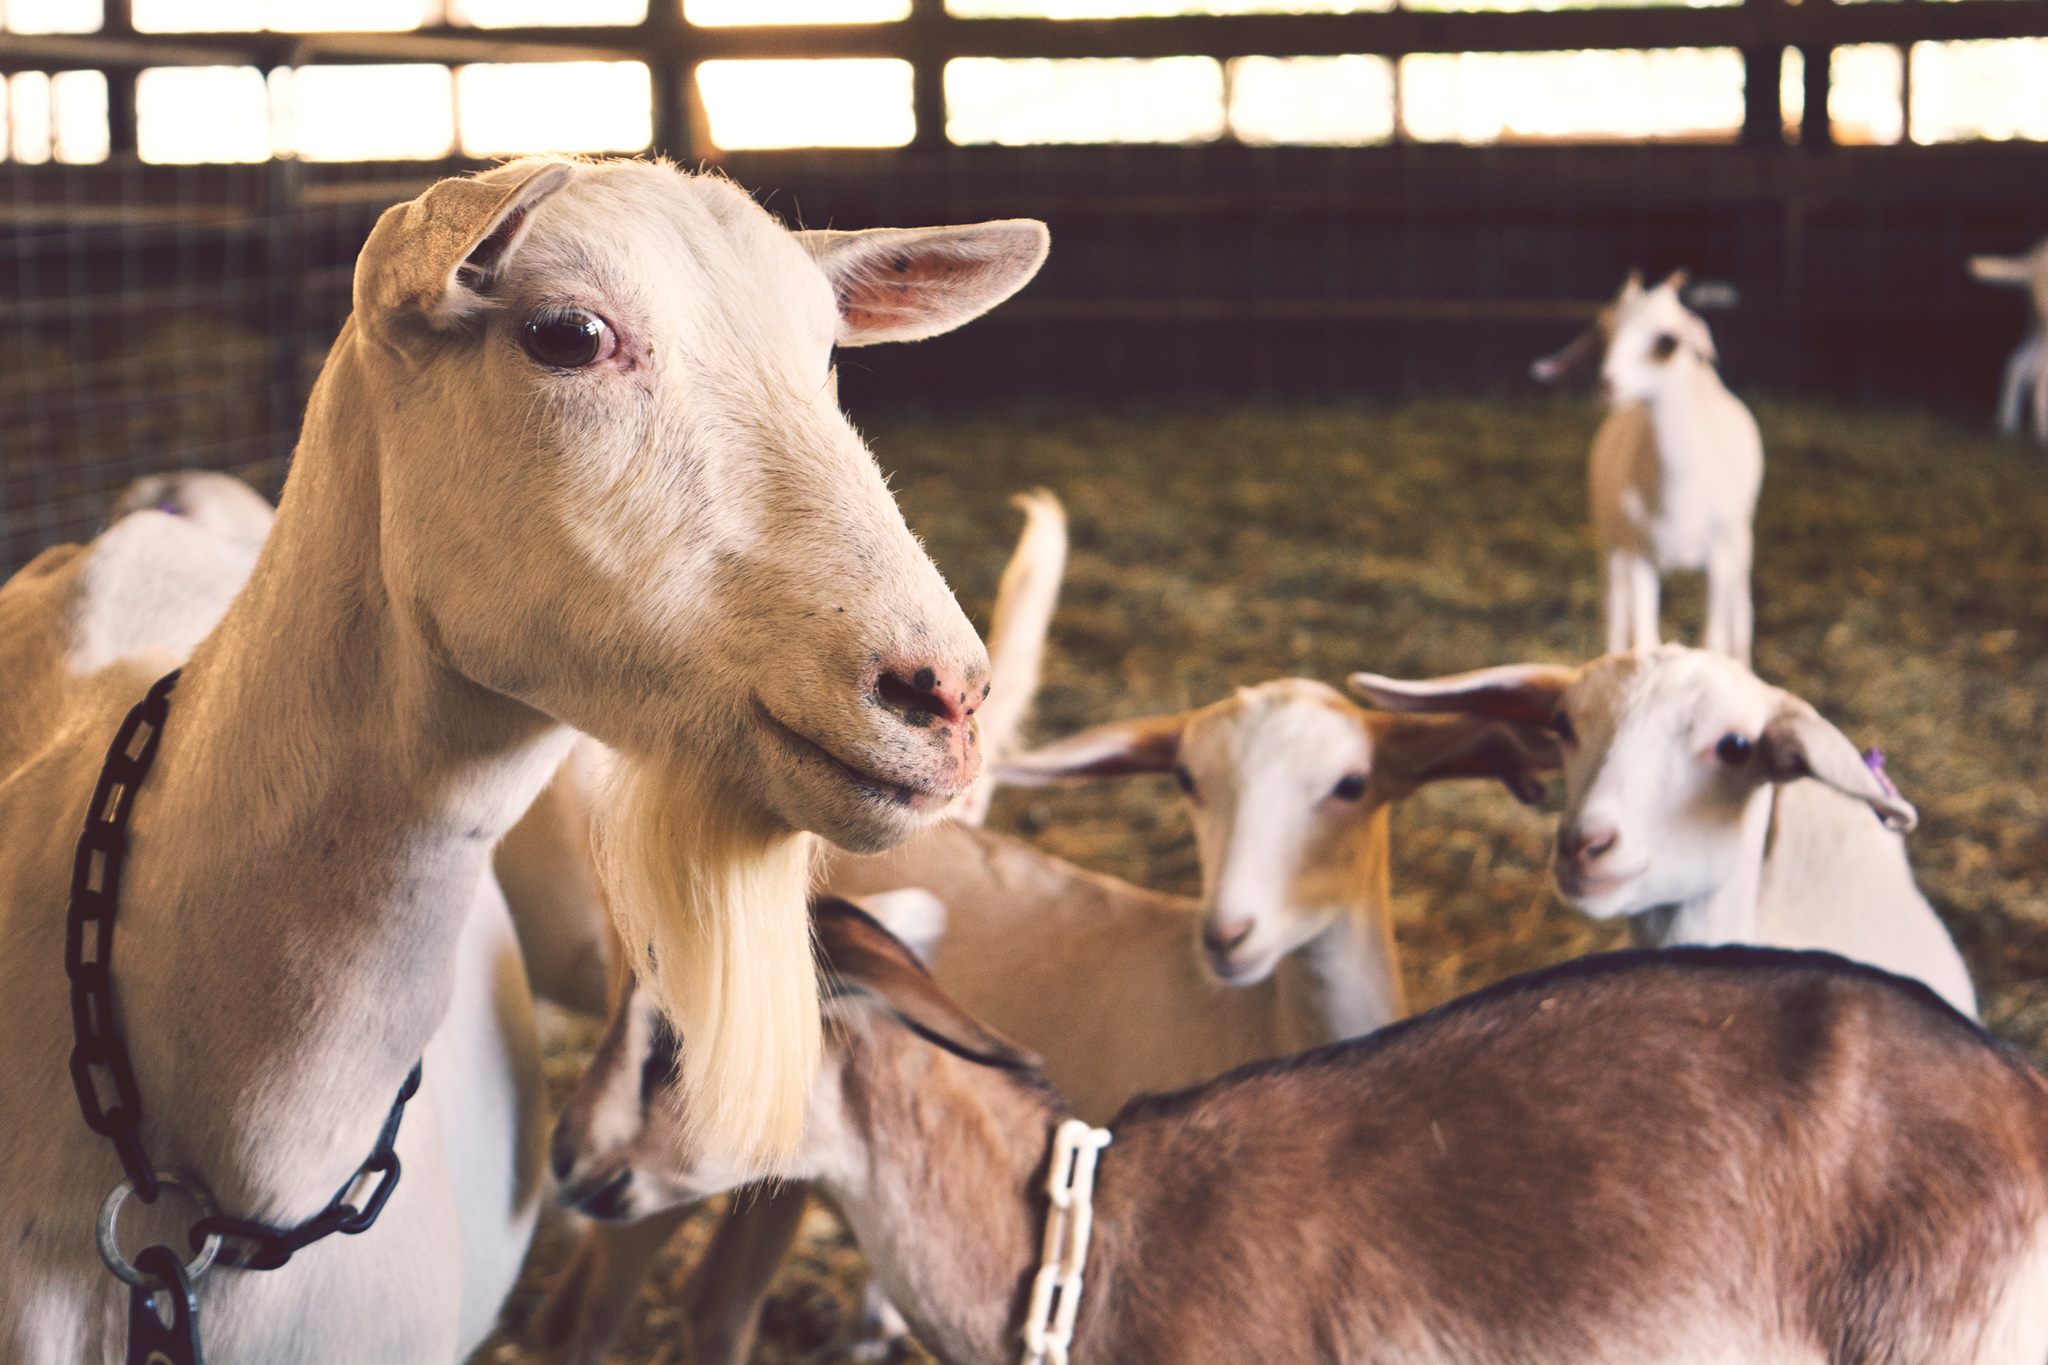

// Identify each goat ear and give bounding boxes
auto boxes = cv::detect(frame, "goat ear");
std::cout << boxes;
[814,898,1038,1069]
[995,710,1191,784]
[1348,663,1575,729]
[1969,253,2032,286]
[799,220,1050,347]
[1659,267,1690,293]
[1758,695,1917,833]
[354,158,575,333]
[1620,269,1645,299]
[1530,320,1607,385]
[847,888,949,966]
[1368,713,1558,806]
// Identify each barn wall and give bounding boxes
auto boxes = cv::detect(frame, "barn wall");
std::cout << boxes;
[4,141,2046,567]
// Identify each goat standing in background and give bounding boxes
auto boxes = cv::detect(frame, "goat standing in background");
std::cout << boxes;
[1549,270,1764,663]
[558,896,2048,1365]
[1970,240,2048,444]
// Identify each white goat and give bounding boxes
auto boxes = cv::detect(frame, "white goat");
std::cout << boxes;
[1572,270,1763,664]
[537,678,1543,1365]
[0,157,1046,1363]
[1352,643,1977,1016]
[1970,240,2048,444]
[107,468,278,548]
[559,897,2048,1365]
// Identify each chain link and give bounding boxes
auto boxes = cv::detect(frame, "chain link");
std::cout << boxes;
[65,668,424,1290]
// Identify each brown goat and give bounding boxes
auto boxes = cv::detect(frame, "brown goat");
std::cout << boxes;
[552,897,2048,1365]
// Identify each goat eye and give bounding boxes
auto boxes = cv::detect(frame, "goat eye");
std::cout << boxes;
[1330,773,1368,802]
[1651,332,1679,361]
[522,308,615,368]
[1551,711,1577,744]
[1172,764,1196,796]
[1715,733,1753,765]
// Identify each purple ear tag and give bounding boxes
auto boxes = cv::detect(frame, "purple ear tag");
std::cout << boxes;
[1862,747,1900,812]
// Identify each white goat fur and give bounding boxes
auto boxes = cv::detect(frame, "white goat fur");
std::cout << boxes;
[0,157,1047,1362]
[107,468,278,548]
[1970,241,2048,443]
[1586,270,1763,663]
[1353,644,1976,1017]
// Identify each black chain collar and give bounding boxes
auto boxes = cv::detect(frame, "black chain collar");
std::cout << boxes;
[66,667,425,1286]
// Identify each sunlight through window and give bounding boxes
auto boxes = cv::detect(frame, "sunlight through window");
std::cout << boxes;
[276,65,454,159]
[1229,54,1395,144]
[453,0,646,22]
[9,74,52,162]
[1911,39,2048,143]
[947,1,1386,15]
[3,0,101,33]
[687,0,910,22]
[1778,43,1902,145]
[947,57,1225,143]
[137,66,271,162]
[1401,48,1744,142]
[51,68,108,162]
[457,61,652,156]
[695,59,915,148]
[134,0,432,29]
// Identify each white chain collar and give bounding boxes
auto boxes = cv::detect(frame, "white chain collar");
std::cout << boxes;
[1020,1117,1114,1365]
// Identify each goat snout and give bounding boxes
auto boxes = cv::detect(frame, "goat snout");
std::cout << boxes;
[1557,823,1619,866]
[876,660,983,733]
[564,1166,638,1222]
[1203,917,1256,957]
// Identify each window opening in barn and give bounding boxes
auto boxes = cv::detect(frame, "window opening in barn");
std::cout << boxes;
[1,0,103,33]
[457,61,653,156]
[946,56,1226,143]
[274,65,455,160]
[1228,55,1397,145]
[1909,39,2048,143]
[687,0,911,22]
[694,58,915,148]
[1399,48,1746,143]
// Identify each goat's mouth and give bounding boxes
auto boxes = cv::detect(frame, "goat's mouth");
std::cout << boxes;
[1552,861,1644,906]
[756,702,954,815]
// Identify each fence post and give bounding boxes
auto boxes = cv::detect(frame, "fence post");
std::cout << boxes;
[644,1,699,165]
[910,0,948,151]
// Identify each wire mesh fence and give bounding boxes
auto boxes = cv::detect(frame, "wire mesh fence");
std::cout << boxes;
[3,141,2046,572]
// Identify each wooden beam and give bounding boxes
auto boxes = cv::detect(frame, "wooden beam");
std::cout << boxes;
[0,1,2042,73]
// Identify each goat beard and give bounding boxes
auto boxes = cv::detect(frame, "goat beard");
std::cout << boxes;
[594,756,822,1169]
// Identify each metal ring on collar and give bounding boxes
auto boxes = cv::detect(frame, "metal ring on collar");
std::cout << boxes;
[96,1171,222,1288]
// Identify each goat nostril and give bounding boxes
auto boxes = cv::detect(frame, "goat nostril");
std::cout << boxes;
[877,665,966,729]
[1563,826,1619,864]
[1204,920,1255,955]
[549,1136,575,1183]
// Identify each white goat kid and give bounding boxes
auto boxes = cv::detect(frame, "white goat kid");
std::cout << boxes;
[1582,270,1763,664]
[1969,240,2048,444]
[1352,644,1977,1016]
[0,156,1046,1363]
[536,678,1541,1364]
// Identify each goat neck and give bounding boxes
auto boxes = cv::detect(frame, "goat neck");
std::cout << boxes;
[1273,805,1403,1042]
[1628,784,1772,949]
[817,1015,1075,1365]
[116,320,572,1211]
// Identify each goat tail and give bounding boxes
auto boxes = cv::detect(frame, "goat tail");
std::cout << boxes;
[953,489,1068,826]
[593,757,822,1169]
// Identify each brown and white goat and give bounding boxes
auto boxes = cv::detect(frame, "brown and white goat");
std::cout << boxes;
[557,896,2048,1365]
[535,684,1545,1363]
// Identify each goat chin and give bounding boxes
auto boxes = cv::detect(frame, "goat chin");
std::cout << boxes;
[595,758,822,1168]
